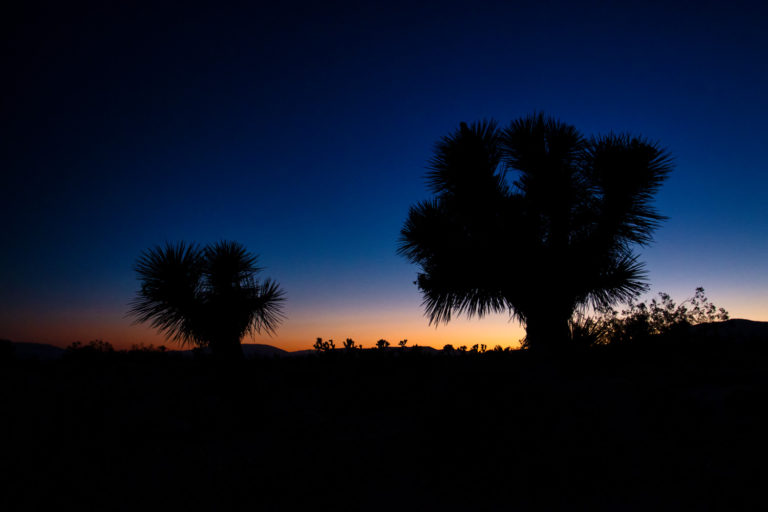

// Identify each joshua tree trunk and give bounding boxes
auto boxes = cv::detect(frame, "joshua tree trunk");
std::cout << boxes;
[524,312,571,351]
[210,335,244,361]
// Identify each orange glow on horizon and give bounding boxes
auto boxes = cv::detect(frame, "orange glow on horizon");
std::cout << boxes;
[1,307,527,352]
[3,294,765,352]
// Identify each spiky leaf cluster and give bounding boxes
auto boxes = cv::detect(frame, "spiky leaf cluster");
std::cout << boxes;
[399,113,672,329]
[129,241,285,348]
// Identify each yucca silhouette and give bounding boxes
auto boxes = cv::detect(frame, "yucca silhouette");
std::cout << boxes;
[399,113,672,350]
[129,240,285,359]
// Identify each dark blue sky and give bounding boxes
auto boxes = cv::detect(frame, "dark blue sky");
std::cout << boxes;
[3,1,767,349]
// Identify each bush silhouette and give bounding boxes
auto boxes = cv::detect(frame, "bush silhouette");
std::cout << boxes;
[399,113,672,350]
[129,240,284,360]
[599,287,729,345]
[63,339,115,361]
[551,287,729,348]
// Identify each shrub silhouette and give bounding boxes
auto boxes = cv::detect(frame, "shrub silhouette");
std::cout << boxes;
[64,339,115,361]
[565,312,610,349]
[400,113,672,350]
[65,339,115,354]
[376,339,390,350]
[129,240,284,360]
[600,287,729,345]
[555,287,729,347]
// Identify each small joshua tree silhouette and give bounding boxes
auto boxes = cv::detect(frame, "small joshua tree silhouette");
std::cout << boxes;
[313,338,335,352]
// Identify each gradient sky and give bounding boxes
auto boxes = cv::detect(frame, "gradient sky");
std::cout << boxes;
[2,1,767,351]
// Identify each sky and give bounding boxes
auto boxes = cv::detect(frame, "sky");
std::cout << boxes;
[2,0,767,351]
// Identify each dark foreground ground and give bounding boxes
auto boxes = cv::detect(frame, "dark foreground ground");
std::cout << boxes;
[3,341,768,511]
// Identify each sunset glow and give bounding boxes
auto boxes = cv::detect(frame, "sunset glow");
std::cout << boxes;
[2,2,766,352]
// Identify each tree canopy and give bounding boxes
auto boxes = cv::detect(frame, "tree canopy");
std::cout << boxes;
[129,240,285,359]
[399,113,673,349]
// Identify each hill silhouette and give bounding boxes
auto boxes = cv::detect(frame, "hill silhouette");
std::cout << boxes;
[689,318,768,341]
[1,341,291,360]
[204,343,289,358]
[2,340,65,360]
[1,340,448,360]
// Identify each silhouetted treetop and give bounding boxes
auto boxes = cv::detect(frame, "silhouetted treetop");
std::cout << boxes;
[129,240,285,360]
[399,113,673,350]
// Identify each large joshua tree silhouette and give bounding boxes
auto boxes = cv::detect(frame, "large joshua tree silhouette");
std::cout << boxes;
[129,240,285,359]
[398,113,672,350]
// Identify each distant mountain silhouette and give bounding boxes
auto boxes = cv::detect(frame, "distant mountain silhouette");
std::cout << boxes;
[2,341,65,360]
[288,349,317,357]
[689,319,768,341]
[160,343,290,358]
[241,343,288,357]
[3,341,297,359]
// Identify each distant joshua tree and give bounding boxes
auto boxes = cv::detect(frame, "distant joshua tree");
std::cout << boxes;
[314,338,336,352]
[376,339,390,350]
[129,241,285,360]
[399,113,672,350]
